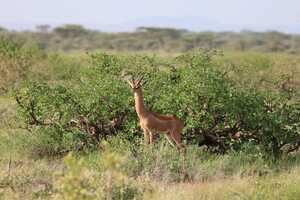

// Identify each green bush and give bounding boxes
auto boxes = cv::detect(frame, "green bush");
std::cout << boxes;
[15,50,300,158]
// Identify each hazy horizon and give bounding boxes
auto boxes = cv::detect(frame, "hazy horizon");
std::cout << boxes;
[1,0,300,33]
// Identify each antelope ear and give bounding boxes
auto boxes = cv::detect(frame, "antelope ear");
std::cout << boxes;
[127,79,134,88]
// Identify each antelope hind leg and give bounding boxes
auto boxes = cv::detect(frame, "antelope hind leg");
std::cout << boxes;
[170,130,186,152]
[165,133,176,148]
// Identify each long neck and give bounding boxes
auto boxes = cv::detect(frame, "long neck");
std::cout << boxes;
[133,88,148,117]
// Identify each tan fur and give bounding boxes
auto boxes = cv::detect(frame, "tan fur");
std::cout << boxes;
[127,77,186,152]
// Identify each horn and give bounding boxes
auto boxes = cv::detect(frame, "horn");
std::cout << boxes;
[136,75,144,85]
[126,75,134,87]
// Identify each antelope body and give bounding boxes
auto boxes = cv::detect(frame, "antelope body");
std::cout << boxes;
[127,76,185,151]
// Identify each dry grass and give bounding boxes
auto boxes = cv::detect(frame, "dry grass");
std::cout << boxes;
[0,157,63,199]
[146,166,300,200]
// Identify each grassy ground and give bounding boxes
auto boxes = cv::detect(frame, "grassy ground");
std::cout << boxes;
[1,132,300,199]
[0,51,300,199]
[147,167,300,200]
[1,95,300,199]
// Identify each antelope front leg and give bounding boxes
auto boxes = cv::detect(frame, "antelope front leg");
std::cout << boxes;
[142,128,150,144]
[149,131,155,144]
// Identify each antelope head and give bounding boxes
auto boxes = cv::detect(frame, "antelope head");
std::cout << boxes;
[127,75,146,91]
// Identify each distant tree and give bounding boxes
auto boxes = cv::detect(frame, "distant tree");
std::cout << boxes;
[192,32,216,48]
[35,25,52,50]
[54,24,88,37]
[0,26,7,32]
[137,26,188,39]
[265,31,290,52]
[36,24,51,33]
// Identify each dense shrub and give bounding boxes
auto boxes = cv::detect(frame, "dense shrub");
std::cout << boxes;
[15,50,300,158]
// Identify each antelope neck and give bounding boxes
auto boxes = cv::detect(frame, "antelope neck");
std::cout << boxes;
[133,88,148,117]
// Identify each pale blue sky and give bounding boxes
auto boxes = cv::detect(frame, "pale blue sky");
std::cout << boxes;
[1,0,299,32]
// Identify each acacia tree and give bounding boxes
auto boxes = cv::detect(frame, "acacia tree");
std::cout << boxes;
[36,24,51,33]
[54,24,88,38]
